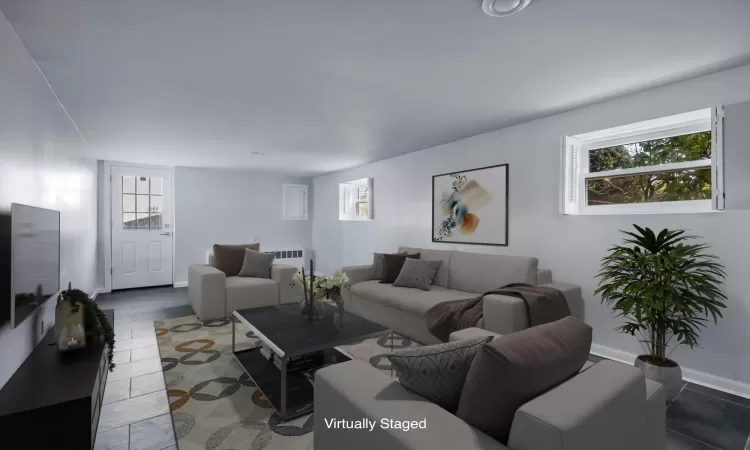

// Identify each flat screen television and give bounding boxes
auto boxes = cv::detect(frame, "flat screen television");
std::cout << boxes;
[9,204,60,328]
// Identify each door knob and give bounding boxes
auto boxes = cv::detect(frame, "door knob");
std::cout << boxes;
[160,232,172,236]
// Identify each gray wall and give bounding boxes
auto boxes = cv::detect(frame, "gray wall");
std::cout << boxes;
[312,64,750,394]
[0,11,97,389]
[173,167,312,283]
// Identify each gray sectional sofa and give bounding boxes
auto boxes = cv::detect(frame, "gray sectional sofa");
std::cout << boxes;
[315,327,667,450]
[342,246,583,345]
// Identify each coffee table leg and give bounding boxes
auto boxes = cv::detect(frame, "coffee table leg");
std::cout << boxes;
[280,358,287,419]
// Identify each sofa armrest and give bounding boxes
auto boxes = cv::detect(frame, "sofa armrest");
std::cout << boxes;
[343,264,372,284]
[508,361,648,450]
[449,327,503,342]
[188,264,226,320]
[271,264,299,305]
[315,360,509,450]
[482,294,529,335]
[342,265,372,306]
[539,282,582,319]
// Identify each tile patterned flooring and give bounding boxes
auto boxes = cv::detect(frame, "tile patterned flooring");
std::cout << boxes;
[94,287,194,450]
[95,287,750,450]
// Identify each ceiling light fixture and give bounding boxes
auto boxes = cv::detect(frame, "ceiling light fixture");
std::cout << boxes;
[245,152,265,156]
[482,0,530,17]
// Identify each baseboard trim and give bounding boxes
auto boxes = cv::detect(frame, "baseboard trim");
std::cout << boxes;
[173,282,188,288]
[591,343,750,400]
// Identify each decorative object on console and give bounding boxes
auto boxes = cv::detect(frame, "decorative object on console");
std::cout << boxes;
[56,283,116,370]
[456,317,592,444]
[237,248,275,278]
[55,284,86,352]
[392,258,443,291]
[386,336,492,412]
[292,260,350,321]
[379,252,420,284]
[595,225,727,400]
[212,243,260,276]
[432,163,509,246]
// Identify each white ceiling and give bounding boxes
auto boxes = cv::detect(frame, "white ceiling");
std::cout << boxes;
[2,0,749,176]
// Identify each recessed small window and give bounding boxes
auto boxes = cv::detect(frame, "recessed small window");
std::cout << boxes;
[339,178,373,221]
[561,107,724,215]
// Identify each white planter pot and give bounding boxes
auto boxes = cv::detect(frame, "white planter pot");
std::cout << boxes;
[634,355,683,401]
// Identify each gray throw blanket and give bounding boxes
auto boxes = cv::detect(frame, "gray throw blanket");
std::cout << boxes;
[425,283,571,342]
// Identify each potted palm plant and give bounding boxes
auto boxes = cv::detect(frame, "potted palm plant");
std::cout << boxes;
[595,225,727,400]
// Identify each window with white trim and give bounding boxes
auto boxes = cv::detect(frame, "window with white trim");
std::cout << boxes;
[339,178,373,221]
[561,107,724,215]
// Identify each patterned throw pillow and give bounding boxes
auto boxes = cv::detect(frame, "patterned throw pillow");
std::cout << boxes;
[386,336,493,412]
[393,259,443,291]
[237,249,275,278]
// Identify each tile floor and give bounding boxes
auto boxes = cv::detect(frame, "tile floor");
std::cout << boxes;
[94,287,750,450]
[94,286,193,450]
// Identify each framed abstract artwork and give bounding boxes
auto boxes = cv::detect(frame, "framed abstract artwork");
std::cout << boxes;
[432,163,509,246]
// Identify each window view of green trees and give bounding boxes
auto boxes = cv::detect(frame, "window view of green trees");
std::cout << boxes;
[587,131,712,206]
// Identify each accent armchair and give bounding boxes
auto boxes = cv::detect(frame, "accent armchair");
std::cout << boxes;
[188,252,299,320]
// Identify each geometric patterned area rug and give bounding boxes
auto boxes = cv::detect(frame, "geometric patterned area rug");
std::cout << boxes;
[155,314,421,450]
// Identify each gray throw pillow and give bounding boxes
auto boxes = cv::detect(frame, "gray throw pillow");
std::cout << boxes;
[393,259,443,291]
[237,249,275,278]
[370,252,405,280]
[386,336,493,412]
[456,317,592,444]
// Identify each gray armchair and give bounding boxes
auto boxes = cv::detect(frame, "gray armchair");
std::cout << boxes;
[188,252,299,320]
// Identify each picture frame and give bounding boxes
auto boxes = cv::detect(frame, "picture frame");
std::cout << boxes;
[432,163,509,246]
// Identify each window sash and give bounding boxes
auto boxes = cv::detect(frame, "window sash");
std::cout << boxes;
[584,159,711,179]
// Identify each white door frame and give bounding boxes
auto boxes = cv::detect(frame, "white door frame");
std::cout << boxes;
[101,161,176,293]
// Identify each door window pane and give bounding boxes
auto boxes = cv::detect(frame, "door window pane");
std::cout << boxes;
[123,213,137,230]
[150,177,163,195]
[136,195,150,213]
[136,176,149,194]
[136,213,150,229]
[123,176,136,194]
[122,194,136,213]
[149,196,163,213]
[150,214,163,229]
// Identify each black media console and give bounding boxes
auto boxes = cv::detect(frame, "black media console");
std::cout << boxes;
[0,309,114,449]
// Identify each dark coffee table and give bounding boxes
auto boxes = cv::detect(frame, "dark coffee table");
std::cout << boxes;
[232,303,392,421]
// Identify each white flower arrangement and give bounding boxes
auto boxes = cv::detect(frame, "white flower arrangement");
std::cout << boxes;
[292,271,350,308]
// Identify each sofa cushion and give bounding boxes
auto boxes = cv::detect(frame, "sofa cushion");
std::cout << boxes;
[370,252,406,280]
[213,243,261,276]
[386,336,493,412]
[380,253,420,284]
[398,247,452,288]
[456,317,592,444]
[225,276,279,312]
[237,249,275,278]
[393,259,443,291]
[350,281,476,317]
[448,251,538,293]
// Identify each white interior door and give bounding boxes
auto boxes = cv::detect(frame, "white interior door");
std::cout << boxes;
[111,166,173,290]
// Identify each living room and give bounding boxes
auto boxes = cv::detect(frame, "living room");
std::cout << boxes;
[1,1,749,450]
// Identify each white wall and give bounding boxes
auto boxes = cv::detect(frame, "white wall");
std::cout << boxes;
[312,64,750,395]
[173,167,312,284]
[0,11,97,389]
